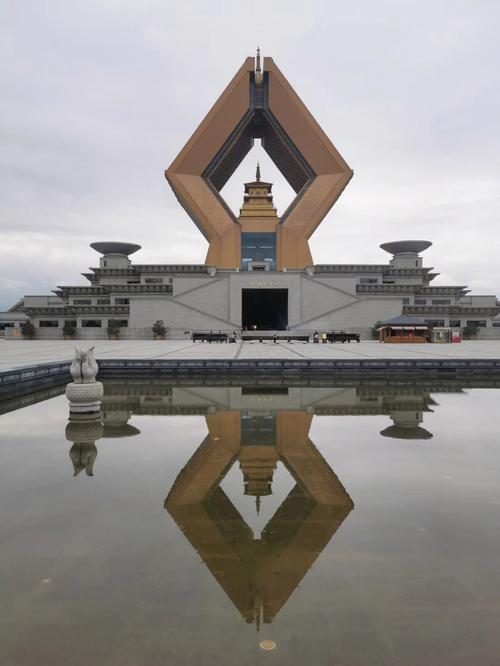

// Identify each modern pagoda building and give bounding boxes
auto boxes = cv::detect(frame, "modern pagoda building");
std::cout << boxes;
[1,52,499,339]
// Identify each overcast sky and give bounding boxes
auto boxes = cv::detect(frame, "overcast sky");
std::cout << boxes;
[1,0,499,309]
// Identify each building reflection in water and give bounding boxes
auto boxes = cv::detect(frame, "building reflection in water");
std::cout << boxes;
[59,381,453,623]
[165,407,353,626]
[60,382,444,479]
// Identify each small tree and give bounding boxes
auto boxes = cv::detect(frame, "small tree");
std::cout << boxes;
[152,320,167,338]
[20,320,35,339]
[462,324,478,340]
[371,321,382,340]
[63,321,76,337]
[107,319,121,339]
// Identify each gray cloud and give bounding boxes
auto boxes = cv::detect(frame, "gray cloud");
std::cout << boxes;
[1,0,499,309]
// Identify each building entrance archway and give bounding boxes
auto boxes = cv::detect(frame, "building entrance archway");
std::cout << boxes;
[242,289,288,330]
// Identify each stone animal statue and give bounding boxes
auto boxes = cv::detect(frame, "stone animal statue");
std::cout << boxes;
[70,347,98,384]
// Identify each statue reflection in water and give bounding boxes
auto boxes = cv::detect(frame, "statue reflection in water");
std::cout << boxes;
[65,404,141,476]
[65,415,102,476]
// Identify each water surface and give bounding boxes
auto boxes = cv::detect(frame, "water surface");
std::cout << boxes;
[1,381,499,665]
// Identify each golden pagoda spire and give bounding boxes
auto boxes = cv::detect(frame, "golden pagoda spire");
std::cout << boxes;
[239,165,278,219]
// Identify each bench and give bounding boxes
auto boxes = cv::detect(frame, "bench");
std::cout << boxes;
[191,332,228,343]
[241,334,310,343]
[325,332,360,343]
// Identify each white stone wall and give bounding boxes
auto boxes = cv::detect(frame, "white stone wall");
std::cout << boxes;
[477,327,500,340]
[23,296,63,307]
[460,295,498,307]
[129,284,235,337]
[14,269,499,340]
[296,293,401,334]
[126,272,404,338]
[26,326,157,340]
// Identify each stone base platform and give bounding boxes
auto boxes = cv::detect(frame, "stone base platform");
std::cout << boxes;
[2,339,500,372]
[1,340,500,395]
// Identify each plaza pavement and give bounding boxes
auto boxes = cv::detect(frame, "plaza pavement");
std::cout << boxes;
[1,338,500,373]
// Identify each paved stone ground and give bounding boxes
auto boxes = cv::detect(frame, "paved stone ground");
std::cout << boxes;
[1,339,500,372]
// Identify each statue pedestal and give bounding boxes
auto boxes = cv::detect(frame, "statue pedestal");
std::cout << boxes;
[66,414,103,476]
[65,381,103,413]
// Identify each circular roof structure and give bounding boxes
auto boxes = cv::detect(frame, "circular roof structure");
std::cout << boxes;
[90,242,142,256]
[380,240,432,255]
[102,424,141,438]
[380,425,433,440]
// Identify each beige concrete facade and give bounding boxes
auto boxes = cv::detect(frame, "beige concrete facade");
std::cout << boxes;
[165,54,352,271]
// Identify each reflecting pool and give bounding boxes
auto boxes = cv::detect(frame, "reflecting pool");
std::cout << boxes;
[1,380,500,665]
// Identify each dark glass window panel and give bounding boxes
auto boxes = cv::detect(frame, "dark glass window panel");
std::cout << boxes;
[241,233,276,270]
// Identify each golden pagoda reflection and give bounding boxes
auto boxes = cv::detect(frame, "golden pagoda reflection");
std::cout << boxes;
[165,409,354,625]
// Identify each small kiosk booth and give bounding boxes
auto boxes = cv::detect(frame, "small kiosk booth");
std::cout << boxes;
[430,327,462,343]
[378,316,431,343]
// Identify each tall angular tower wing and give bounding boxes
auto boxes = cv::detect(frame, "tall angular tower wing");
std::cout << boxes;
[165,54,352,269]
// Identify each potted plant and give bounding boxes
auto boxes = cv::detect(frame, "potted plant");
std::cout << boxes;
[63,321,77,340]
[152,320,167,340]
[462,324,478,340]
[20,320,35,340]
[107,319,121,340]
[371,321,382,340]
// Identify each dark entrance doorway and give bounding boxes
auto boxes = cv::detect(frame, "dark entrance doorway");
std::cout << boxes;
[242,289,288,330]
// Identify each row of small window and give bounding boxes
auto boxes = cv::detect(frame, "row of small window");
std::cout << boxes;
[143,277,173,284]
[72,298,129,305]
[424,320,487,328]
[402,299,452,305]
[39,320,128,328]
[32,318,497,330]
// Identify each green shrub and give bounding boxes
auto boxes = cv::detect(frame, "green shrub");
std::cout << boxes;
[20,320,35,339]
[462,324,478,339]
[107,319,121,337]
[371,321,382,339]
[152,320,167,337]
[63,322,76,336]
